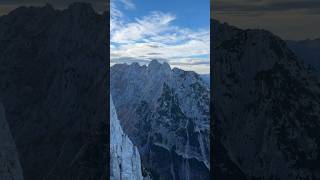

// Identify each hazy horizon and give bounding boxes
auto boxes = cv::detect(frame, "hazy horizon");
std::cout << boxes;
[110,59,211,75]
[212,0,320,41]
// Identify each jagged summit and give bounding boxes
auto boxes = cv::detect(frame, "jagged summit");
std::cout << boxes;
[147,59,171,74]
[111,59,210,179]
[148,59,170,66]
[113,59,203,78]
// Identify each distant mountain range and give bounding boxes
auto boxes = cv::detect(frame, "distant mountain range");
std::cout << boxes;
[200,74,210,86]
[111,60,210,180]
[0,3,108,180]
[287,39,320,75]
[212,19,320,179]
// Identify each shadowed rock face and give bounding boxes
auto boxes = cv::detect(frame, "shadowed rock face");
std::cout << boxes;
[110,95,143,180]
[0,103,24,180]
[0,3,108,180]
[212,19,320,180]
[111,61,210,180]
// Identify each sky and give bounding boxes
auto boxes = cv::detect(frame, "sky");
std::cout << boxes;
[0,0,106,15]
[111,0,210,74]
[213,0,320,40]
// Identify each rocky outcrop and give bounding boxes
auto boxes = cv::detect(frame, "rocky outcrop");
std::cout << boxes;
[0,103,24,180]
[0,3,108,180]
[212,19,320,179]
[110,95,143,180]
[111,60,210,180]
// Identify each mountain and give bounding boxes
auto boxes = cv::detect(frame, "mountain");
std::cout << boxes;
[200,74,210,86]
[110,95,143,180]
[111,60,210,180]
[212,19,320,179]
[0,103,24,180]
[0,3,108,180]
[287,39,320,74]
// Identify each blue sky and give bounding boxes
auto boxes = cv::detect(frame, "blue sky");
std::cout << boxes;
[122,0,209,29]
[111,0,210,74]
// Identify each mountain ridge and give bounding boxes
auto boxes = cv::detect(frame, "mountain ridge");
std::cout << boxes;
[0,3,108,179]
[212,19,320,179]
[111,60,210,180]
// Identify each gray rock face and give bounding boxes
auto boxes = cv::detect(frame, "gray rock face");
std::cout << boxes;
[0,3,108,180]
[110,95,143,180]
[111,61,210,180]
[213,19,320,179]
[0,103,24,180]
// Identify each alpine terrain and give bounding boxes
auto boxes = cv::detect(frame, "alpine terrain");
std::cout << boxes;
[212,19,320,179]
[111,60,210,180]
[0,3,108,180]
[110,94,144,180]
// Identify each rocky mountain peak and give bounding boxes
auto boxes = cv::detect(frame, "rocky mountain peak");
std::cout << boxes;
[213,18,320,179]
[111,60,210,179]
[148,59,171,74]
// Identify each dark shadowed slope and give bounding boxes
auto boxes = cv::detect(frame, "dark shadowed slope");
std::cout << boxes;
[212,19,320,180]
[0,103,24,180]
[0,3,108,180]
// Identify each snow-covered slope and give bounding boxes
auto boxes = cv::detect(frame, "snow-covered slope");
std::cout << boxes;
[111,60,210,180]
[0,103,24,180]
[110,95,143,180]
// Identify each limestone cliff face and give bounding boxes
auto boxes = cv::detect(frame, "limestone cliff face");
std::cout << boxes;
[0,103,24,180]
[111,60,210,180]
[110,95,143,180]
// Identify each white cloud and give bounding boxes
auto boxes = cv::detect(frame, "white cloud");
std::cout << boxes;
[119,0,136,9]
[111,0,210,74]
[112,11,176,43]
